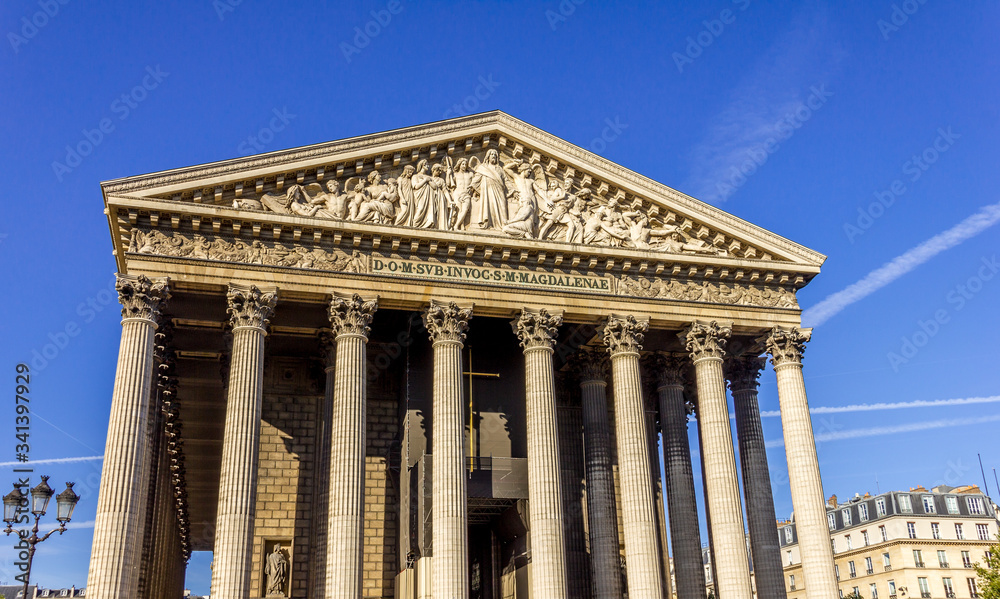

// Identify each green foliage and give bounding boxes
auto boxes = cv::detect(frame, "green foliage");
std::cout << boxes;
[976,533,1000,599]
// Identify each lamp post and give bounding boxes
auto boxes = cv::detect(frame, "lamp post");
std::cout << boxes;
[2,476,80,599]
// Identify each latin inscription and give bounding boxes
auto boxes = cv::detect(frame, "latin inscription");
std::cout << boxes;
[371,257,611,293]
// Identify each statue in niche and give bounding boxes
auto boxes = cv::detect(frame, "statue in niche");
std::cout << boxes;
[447,156,475,230]
[394,164,416,227]
[470,148,509,228]
[265,543,288,596]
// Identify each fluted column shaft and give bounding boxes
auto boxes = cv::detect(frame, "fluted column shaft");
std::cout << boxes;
[683,321,752,599]
[575,350,622,599]
[603,315,664,599]
[88,275,170,599]
[313,335,334,595]
[652,354,707,599]
[211,285,277,599]
[325,294,378,598]
[424,301,473,599]
[728,356,787,599]
[514,309,568,598]
[765,327,837,599]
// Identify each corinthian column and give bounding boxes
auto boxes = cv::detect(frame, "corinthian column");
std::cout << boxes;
[513,308,568,599]
[87,274,170,599]
[571,348,622,599]
[602,314,664,599]
[763,327,837,599]
[681,321,752,599]
[325,293,378,598]
[423,300,473,599]
[648,352,707,599]
[211,284,277,599]
[312,332,334,595]
[726,355,787,599]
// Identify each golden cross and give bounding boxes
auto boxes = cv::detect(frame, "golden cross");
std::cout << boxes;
[462,345,499,472]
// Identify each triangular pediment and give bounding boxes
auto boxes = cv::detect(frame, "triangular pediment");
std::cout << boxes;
[103,112,825,276]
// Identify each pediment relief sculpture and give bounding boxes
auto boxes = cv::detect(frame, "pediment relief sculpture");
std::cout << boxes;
[217,146,740,258]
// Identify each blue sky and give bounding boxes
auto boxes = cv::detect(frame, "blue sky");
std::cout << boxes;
[2,0,998,592]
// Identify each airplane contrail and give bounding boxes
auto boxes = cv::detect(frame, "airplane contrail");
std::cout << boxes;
[765,413,1000,448]
[0,455,103,468]
[802,200,1000,327]
[757,395,1000,418]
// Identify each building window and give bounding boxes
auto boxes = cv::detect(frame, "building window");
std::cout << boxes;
[968,577,980,597]
[846,534,853,549]
[938,550,949,567]
[849,560,857,577]
[956,523,965,540]
[899,494,913,513]
[860,502,869,521]
[865,556,874,575]
[879,525,888,542]
[931,522,941,539]
[918,577,930,597]
[968,496,986,515]
[876,497,887,516]
[832,538,837,553]
[907,521,917,539]
[870,582,879,598]
[943,577,955,598]
[853,586,861,597]
[946,495,959,514]
[977,523,990,540]
[883,552,892,570]
[922,495,936,513]
[913,549,925,567]
[888,580,897,596]
[784,526,793,543]
[862,529,870,546]
[789,574,796,590]
[843,507,853,526]
[835,563,841,580]
[962,550,972,568]
[788,550,794,566]
[829,512,837,530]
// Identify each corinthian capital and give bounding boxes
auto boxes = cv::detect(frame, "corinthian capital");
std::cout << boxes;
[681,320,731,362]
[602,314,649,356]
[724,355,766,392]
[116,274,170,323]
[226,283,277,332]
[646,352,688,388]
[423,300,473,345]
[761,326,811,367]
[328,293,378,339]
[512,308,563,351]
[571,347,608,384]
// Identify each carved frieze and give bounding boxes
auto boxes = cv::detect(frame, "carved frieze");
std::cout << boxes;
[616,275,797,309]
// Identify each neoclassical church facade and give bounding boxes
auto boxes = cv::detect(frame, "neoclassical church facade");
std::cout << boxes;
[88,112,837,599]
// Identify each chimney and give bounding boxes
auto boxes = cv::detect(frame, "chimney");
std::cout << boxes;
[827,494,838,508]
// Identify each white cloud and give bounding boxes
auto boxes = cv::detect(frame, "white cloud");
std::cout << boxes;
[802,200,1000,327]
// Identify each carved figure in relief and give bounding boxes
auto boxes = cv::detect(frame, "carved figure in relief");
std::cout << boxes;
[470,149,509,228]
[410,160,437,228]
[621,212,677,250]
[394,165,416,227]
[233,197,263,211]
[315,180,348,219]
[501,189,538,239]
[260,184,322,217]
[536,177,580,242]
[428,163,452,230]
[446,157,474,230]
[265,543,288,596]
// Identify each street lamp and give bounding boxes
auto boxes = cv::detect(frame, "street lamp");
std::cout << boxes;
[2,477,80,599]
